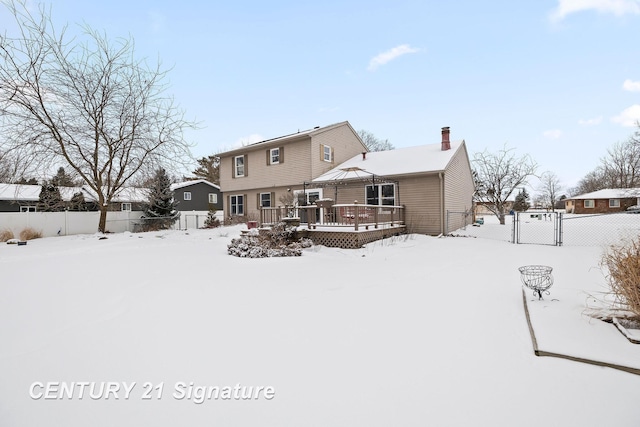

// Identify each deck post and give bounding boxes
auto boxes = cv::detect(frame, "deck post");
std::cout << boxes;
[354,201,359,231]
[374,206,379,229]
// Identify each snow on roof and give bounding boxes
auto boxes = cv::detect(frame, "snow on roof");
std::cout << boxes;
[217,121,361,157]
[569,188,640,200]
[171,179,220,191]
[0,184,84,202]
[313,140,465,183]
[70,186,148,203]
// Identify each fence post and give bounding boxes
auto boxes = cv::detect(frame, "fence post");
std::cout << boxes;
[557,212,564,246]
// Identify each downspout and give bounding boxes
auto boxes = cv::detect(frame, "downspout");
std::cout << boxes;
[439,172,445,235]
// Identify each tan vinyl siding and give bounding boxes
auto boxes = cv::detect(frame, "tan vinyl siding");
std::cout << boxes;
[310,125,367,179]
[443,144,475,232]
[332,184,364,205]
[220,138,312,193]
[225,186,310,221]
[332,175,442,235]
[397,175,442,235]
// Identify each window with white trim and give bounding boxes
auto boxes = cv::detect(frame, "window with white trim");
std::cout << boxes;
[20,206,36,212]
[234,156,245,177]
[609,199,620,208]
[230,195,244,215]
[121,203,132,211]
[270,148,280,165]
[323,145,332,162]
[366,183,396,206]
[208,193,217,204]
[584,199,594,208]
[183,192,192,201]
[260,193,271,208]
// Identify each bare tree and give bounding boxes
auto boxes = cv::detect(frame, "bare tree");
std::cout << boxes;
[0,1,194,232]
[473,145,537,224]
[571,168,607,196]
[0,151,11,182]
[601,138,640,188]
[357,129,394,152]
[537,171,562,211]
[572,124,640,195]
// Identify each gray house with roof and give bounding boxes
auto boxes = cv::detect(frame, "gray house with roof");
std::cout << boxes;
[171,180,222,212]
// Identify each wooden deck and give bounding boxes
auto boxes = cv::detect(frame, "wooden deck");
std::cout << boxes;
[259,203,406,248]
[298,224,407,249]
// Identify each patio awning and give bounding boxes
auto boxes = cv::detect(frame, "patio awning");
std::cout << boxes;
[309,166,396,187]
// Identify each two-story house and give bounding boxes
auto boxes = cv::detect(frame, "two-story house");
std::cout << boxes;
[218,121,367,221]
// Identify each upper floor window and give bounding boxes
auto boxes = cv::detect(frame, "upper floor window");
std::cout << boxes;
[208,193,217,204]
[270,148,280,165]
[234,156,245,177]
[183,192,192,201]
[20,206,36,212]
[323,145,332,162]
[584,199,594,208]
[121,203,132,211]
[609,199,620,208]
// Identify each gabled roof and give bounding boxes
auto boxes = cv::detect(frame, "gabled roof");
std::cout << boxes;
[568,188,640,200]
[171,179,220,191]
[312,140,466,183]
[217,121,364,157]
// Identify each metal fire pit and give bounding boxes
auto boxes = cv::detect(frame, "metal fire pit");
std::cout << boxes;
[518,265,553,300]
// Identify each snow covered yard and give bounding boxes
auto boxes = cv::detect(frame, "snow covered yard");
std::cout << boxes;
[1,223,640,426]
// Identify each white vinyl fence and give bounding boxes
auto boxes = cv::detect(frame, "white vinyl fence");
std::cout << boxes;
[0,210,222,238]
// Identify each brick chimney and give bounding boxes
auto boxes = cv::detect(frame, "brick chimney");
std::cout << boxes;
[362,152,367,160]
[441,127,451,151]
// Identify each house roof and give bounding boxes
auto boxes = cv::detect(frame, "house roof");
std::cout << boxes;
[171,179,220,191]
[568,188,640,200]
[217,121,364,157]
[0,184,84,202]
[312,140,466,183]
[65,186,148,203]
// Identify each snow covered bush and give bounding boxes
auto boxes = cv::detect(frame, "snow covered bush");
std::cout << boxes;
[602,238,640,319]
[227,223,312,258]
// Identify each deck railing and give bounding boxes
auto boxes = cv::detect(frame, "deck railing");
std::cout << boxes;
[260,203,405,231]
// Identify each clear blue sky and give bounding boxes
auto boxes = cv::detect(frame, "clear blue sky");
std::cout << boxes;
[3,0,640,191]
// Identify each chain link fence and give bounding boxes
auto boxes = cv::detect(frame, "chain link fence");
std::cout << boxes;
[456,211,640,247]
[560,213,640,247]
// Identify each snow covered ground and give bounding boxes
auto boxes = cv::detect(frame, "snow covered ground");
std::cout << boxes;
[1,217,640,426]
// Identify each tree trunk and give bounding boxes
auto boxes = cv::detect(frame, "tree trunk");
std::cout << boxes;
[499,213,505,225]
[98,206,108,233]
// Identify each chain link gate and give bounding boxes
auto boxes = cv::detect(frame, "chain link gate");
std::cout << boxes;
[512,211,563,246]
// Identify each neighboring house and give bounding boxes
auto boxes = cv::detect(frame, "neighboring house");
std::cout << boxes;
[105,187,149,212]
[218,121,368,220]
[0,183,150,212]
[171,180,222,212]
[0,184,88,212]
[474,199,515,216]
[312,127,475,235]
[564,188,640,214]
